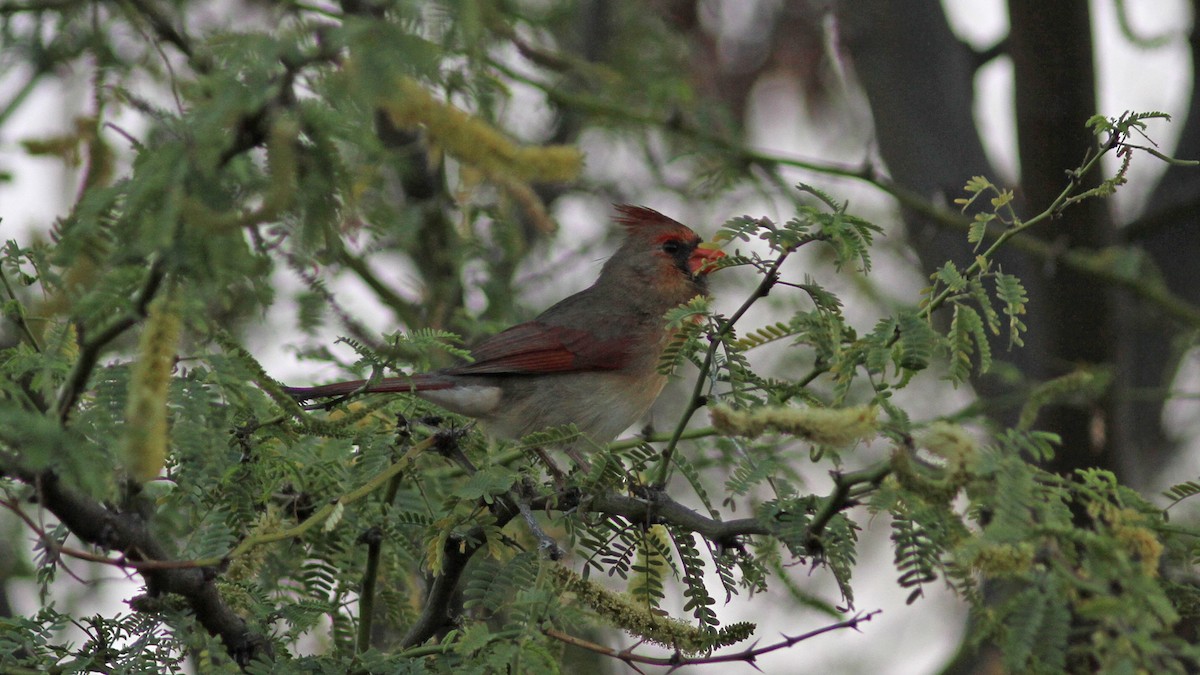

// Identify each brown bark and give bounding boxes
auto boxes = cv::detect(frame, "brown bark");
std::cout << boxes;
[1115,0,1200,485]
[840,0,1123,478]
[836,0,1050,429]
[1007,1,1116,475]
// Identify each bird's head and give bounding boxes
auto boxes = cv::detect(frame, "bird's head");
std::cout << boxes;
[602,205,726,301]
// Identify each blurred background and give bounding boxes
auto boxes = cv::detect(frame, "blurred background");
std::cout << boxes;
[2,1,1197,672]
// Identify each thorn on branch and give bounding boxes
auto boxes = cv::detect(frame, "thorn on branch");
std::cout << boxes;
[357,526,383,547]
[432,426,475,471]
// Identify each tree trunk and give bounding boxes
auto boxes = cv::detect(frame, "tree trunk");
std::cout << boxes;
[1116,0,1200,486]
[1008,0,1116,476]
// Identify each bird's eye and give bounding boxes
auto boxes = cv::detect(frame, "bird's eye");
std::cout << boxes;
[661,240,684,255]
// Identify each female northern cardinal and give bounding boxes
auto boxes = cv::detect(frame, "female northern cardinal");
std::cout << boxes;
[285,205,725,448]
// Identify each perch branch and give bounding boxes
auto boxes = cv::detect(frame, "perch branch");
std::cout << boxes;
[0,456,272,666]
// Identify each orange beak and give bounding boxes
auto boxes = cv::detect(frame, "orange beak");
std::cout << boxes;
[687,244,726,275]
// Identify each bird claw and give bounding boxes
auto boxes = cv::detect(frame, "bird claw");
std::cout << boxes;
[515,496,564,560]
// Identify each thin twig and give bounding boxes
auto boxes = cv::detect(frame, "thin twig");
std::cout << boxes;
[0,459,272,664]
[0,66,45,128]
[806,462,892,545]
[432,430,566,559]
[0,264,42,351]
[654,245,798,487]
[55,260,165,424]
[119,0,194,60]
[0,496,206,571]
[194,435,435,567]
[924,145,1110,317]
[544,610,881,669]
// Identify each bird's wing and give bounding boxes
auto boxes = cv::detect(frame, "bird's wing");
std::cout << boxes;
[445,320,633,376]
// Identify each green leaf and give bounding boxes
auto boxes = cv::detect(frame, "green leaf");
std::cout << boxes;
[968,277,1000,336]
[968,212,994,248]
[934,261,967,292]
[948,304,989,382]
[454,466,520,503]
[989,190,1014,209]
[895,311,938,372]
[955,175,994,210]
[994,272,1029,348]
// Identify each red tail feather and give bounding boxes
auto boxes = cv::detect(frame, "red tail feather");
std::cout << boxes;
[283,374,455,401]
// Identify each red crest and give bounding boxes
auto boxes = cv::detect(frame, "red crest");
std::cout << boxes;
[612,204,688,233]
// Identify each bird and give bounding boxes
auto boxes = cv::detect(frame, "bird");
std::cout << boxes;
[284,205,725,452]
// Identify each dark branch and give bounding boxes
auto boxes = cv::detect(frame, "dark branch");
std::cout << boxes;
[356,527,383,654]
[399,485,774,648]
[807,461,892,545]
[399,499,522,647]
[122,0,196,61]
[0,0,74,13]
[0,458,272,666]
[55,260,165,424]
[574,488,771,544]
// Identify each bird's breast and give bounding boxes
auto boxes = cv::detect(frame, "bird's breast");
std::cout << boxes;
[475,370,668,445]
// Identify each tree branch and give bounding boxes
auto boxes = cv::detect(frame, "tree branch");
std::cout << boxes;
[543,609,881,669]
[395,472,881,649]
[55,259,165,424]
[4,426,874,660]
[398,498,522,647]
[574,489,771,545]
[121,0,195,61]
[356,526,383,654]
[0,0,74,13]
[0,458,272,667]
[654,244,797,487]
[807,461,892,545]
[397,483,773,648]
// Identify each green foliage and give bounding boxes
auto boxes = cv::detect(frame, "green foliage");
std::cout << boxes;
[1164,480,1200,510]
[922,173,1038,380]
[1,1,1198,673]
[628,525,670,611]
[721,184,883,273]
[1086,110,1172,139]
[657,295,711,375]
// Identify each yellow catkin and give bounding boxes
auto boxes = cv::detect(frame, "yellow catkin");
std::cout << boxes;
[225,506,281,582]
[259,114,299,219]
[1101,504,1164,577]
[963,541,1036,576]
[892,422,979,503]
[381,77,582,184]
[710,403,878,447]
[121,290,182,483]
[918,421,979,482]
[548,564,754,654]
